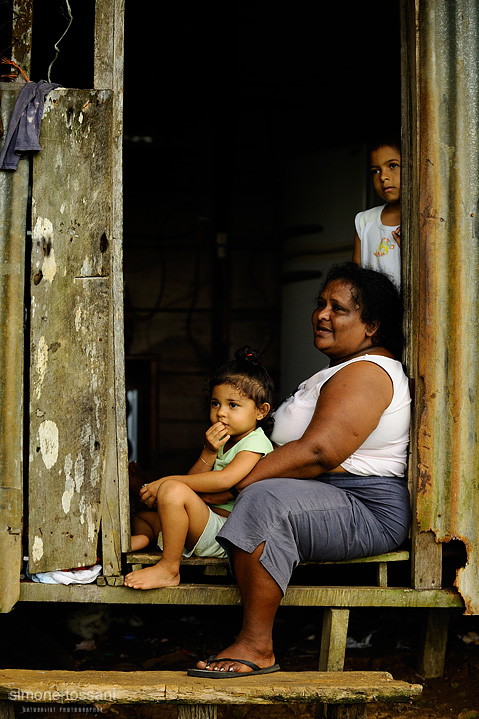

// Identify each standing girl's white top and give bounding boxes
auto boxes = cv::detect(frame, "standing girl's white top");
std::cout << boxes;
[270,355,410,477]
[355,204,401,287]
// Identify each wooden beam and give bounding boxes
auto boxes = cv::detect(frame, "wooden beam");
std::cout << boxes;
[417,608,450,679]
[0,86,30,612]
[11,0,33,79]
[319,608,350,671]
[19,582,464,608]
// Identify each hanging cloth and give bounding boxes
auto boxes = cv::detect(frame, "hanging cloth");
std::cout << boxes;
[0,80,62,170]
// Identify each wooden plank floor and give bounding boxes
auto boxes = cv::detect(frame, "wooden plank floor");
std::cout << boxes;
[19,581,464,608]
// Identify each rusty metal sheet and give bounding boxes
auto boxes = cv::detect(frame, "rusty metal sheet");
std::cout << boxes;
[414,0,479,613]
[28,89,114,573]
[0,84,28,612]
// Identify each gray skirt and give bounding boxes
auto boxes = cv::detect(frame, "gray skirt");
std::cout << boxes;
[216,474,411,595]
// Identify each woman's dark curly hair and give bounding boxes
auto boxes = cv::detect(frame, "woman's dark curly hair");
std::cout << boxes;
[319,262,404,359]
[206,346,275,434]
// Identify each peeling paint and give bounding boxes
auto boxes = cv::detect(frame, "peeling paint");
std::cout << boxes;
[90,450,100,487]
[75,306,82,331]
[94,395,101,430]
[32,536,44,562]
[42,246,57,283]
[74,451,85,492]
[87,505,96,542]
[62,453,74,513]
[79,495,86,525]
[32,217,57,283]
[80,256,93,276]
[38,419,59,469]
[34,336,48,400]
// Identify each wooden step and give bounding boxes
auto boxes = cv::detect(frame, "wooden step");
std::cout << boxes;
[0,668,422,706]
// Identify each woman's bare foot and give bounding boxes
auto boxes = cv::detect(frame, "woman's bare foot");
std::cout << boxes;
[195,637,276,674]
[124,561,180,590]
[130,534,151,551]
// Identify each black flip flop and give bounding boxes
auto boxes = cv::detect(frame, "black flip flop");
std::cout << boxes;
[187,655,280,678]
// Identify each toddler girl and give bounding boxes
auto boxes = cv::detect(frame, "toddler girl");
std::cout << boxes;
[124,346,274,590]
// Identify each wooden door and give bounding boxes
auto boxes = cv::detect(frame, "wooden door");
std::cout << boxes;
[28,89,118,574]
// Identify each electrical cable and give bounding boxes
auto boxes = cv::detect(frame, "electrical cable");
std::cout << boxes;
[47,0,73,83]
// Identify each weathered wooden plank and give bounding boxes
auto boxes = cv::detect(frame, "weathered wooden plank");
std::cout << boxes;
[326,707,366,719]
[411,530,442,590]
[0,84,29,612]
[0,488,22,613]
[28,89,113,573]
[94,0,129,565]
[126,550,410,568]
[0,700,14,719]
[18,582,464,608]
[319,608,350,672]
[11,1,33,79]
[417,607,450,679]
[179,708,217,719]
[0,669,422,705]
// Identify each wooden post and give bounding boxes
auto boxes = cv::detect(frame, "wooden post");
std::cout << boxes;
[325,708,367,719]
[0,85,30,611]
[417,608,449,679]
[94,0,129,571]
[0,3,33,615]
[319,608,350,672]
[0,701,15,719]
[11,0,33,78]
[178,707,217,719]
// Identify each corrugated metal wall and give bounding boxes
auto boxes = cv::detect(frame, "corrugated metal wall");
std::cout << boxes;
[405,0,479,613]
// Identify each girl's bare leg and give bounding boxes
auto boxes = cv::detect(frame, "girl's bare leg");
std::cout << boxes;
[130,510,160,551]
[124,480,210,590]
[195,543,281,673]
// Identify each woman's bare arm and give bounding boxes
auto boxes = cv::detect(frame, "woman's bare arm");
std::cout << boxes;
[140,450,265,504]
[235,360,393,489]
[352,230,361,265]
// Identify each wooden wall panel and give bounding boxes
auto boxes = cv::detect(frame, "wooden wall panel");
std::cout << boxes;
[28,89,114,573]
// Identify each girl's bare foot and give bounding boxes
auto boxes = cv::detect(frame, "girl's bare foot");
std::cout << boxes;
[124,561,180,590]
[130,534,151,551]
[195,637,275,674]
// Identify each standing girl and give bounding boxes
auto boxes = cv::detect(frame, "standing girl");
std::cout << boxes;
[352,138,402,287]
[124,346,274,590]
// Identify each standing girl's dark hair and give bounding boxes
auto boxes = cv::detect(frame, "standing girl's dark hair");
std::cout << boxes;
[207,346,275,434]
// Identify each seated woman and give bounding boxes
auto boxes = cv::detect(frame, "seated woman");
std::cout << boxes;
[189,261,411,678]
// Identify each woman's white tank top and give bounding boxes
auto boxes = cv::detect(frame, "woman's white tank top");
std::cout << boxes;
[270,355,410,477]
